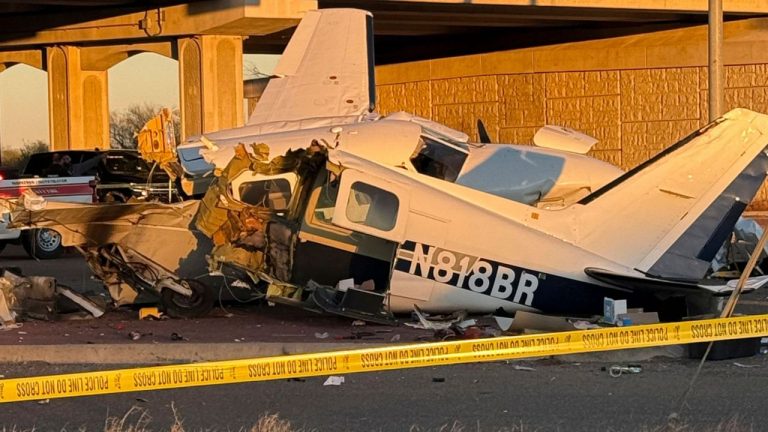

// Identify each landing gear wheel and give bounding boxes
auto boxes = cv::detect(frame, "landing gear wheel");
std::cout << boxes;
[160,279,215,318]
[22,228,64,259]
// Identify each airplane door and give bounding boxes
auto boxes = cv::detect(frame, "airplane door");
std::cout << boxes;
[290,167,410,321]
[331,169,409,243]
[330,169,436,309]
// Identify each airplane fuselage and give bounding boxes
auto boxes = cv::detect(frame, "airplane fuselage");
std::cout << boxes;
[179,118,637,319]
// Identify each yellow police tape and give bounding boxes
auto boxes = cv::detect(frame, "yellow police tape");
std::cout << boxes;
[2,313,768,403]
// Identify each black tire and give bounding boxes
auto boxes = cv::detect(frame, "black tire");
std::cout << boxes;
[0,241,6,255]
[160,279,215,318]
[22,228,65,260]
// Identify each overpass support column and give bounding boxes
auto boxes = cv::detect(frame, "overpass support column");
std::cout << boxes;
[46,46,109,150]
[177,35,244,139]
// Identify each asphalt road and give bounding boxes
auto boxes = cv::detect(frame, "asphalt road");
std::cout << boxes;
[1,243,103,293]
[1,356,767,432]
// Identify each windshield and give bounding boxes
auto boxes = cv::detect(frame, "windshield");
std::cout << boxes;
[103,152,150,173]
[410,136,468,182]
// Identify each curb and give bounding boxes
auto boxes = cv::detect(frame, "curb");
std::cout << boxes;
[0,342,687,365]
[0,342,369,365]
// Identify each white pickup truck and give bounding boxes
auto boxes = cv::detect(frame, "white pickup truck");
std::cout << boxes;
[0,175,95,258]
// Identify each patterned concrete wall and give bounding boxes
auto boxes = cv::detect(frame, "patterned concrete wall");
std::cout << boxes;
[376,63,768,210]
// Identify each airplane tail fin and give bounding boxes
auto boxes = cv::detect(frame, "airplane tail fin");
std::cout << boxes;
[575,108,768,280]
[247,9,375,126]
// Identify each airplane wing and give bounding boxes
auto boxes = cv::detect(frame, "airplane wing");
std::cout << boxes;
[247,9,375,126]
[584,267,768,296]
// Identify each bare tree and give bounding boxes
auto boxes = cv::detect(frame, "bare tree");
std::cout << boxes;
[1,140,49,170]
[110,103,180,149]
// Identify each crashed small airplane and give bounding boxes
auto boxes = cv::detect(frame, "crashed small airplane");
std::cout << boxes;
[6,8,768,323]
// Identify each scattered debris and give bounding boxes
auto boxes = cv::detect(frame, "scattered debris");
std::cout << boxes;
[456,319,477,329]
[139,307,164,320]
[432,377,445,383]
[57,286,105,318]
[617,311,659,326]
[129,331,142,341]
[406,306,466,331]
[712,217,768,274]
[604,365,643,377]
[512,365,536,372]
[603,298,628,325]
[510,311,582,333]
[0,322,22,331]
[0,270,105,324]
[351,320,366,327]
[0,285,15,325]
[314,332,329,339]
[337,330,381,340]
[323,376,345,386]
[37,399,50,405]
[494,316,513,331]
[390,334,401,342]
[733,362,760,368]
[457,326,484,339]
[170,332,189,341]
[572,320,601,330]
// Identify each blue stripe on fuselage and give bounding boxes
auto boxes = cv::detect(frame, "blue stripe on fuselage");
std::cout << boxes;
[395,241,627,315]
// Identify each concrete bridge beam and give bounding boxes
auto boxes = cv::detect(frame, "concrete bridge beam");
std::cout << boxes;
[178,35,243,139]
[46,45,109,151]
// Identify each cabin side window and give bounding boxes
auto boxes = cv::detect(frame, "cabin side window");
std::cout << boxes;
[410,136,468,182]
[311,173,340,225]
[238,178,293,210]
[230,172,297,213]
[345,182,399,231]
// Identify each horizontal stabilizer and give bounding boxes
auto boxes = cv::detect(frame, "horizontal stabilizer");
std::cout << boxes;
[584,267,702,295]
[576,109,768,281]
[586,267,768,296]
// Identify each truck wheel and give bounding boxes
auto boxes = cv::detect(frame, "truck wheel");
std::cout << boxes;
[160,279,215,318]
[22,228,65,260]
[0,241,5,254]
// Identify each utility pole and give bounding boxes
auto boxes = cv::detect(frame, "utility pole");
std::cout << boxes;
[708,0,724,121]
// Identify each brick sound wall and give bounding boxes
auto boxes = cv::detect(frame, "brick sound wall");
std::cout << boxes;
[376,64,768,210]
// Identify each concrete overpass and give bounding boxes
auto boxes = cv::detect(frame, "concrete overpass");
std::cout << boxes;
[0,0,766,151]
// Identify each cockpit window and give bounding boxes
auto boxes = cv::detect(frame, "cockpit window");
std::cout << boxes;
[410,136,468,182]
